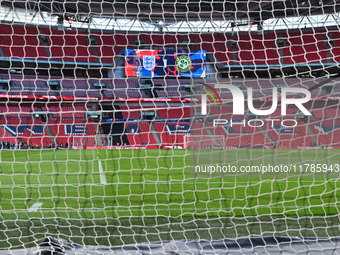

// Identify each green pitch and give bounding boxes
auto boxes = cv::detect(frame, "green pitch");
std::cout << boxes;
[0,149,340,248]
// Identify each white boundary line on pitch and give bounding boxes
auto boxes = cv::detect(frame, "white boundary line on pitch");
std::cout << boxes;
[98,160,107,185]
[27,203,42,212]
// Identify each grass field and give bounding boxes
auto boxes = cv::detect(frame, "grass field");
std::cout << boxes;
[0,148,340,249]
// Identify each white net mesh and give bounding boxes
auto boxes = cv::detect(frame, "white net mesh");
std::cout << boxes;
[0,1,340,254]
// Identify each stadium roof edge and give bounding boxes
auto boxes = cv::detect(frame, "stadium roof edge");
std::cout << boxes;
[1,0,340,21]
[1,6,340,33]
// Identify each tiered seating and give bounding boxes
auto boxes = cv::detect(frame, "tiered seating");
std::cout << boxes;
[206,106,269,147]
[91,33,136,64]
[207,122,268,147]
[329,31,340,63]
[153,122,189,146]
[119,106,191,120]
[156,107,190,119]
[262,107,314,146]
[0,75,150,99]
[310,107,340,146]
[1,119,51,148]
[0,103,97,147]
[280,30,327,64]
[39,104,96,146]
[189,122,215,147]
[237,33,280,65]
[48,119,96,146]
[0,126,18,144]
[264,120,314,146]
[125,122,157,146]
[119,106,141,119]
[0,25,49,60]
[199,34,232,65]
[1,24,338,66]
[310,120,340,146]
[125,123,143,145]
[40,104,87,120]
[23,119,51,148]
[39,27,97,62]
[0,104,50,147]
[0,23,339,149]
[138,122,157,145]
[0,73,336,100]
[1,101,339,148]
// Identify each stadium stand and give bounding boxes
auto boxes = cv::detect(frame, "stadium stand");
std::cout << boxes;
[0,23,339,149]
[1,24,340,65]
[1,1,340,254]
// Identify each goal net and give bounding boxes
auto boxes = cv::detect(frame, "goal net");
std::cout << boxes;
[0,1,340,254]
